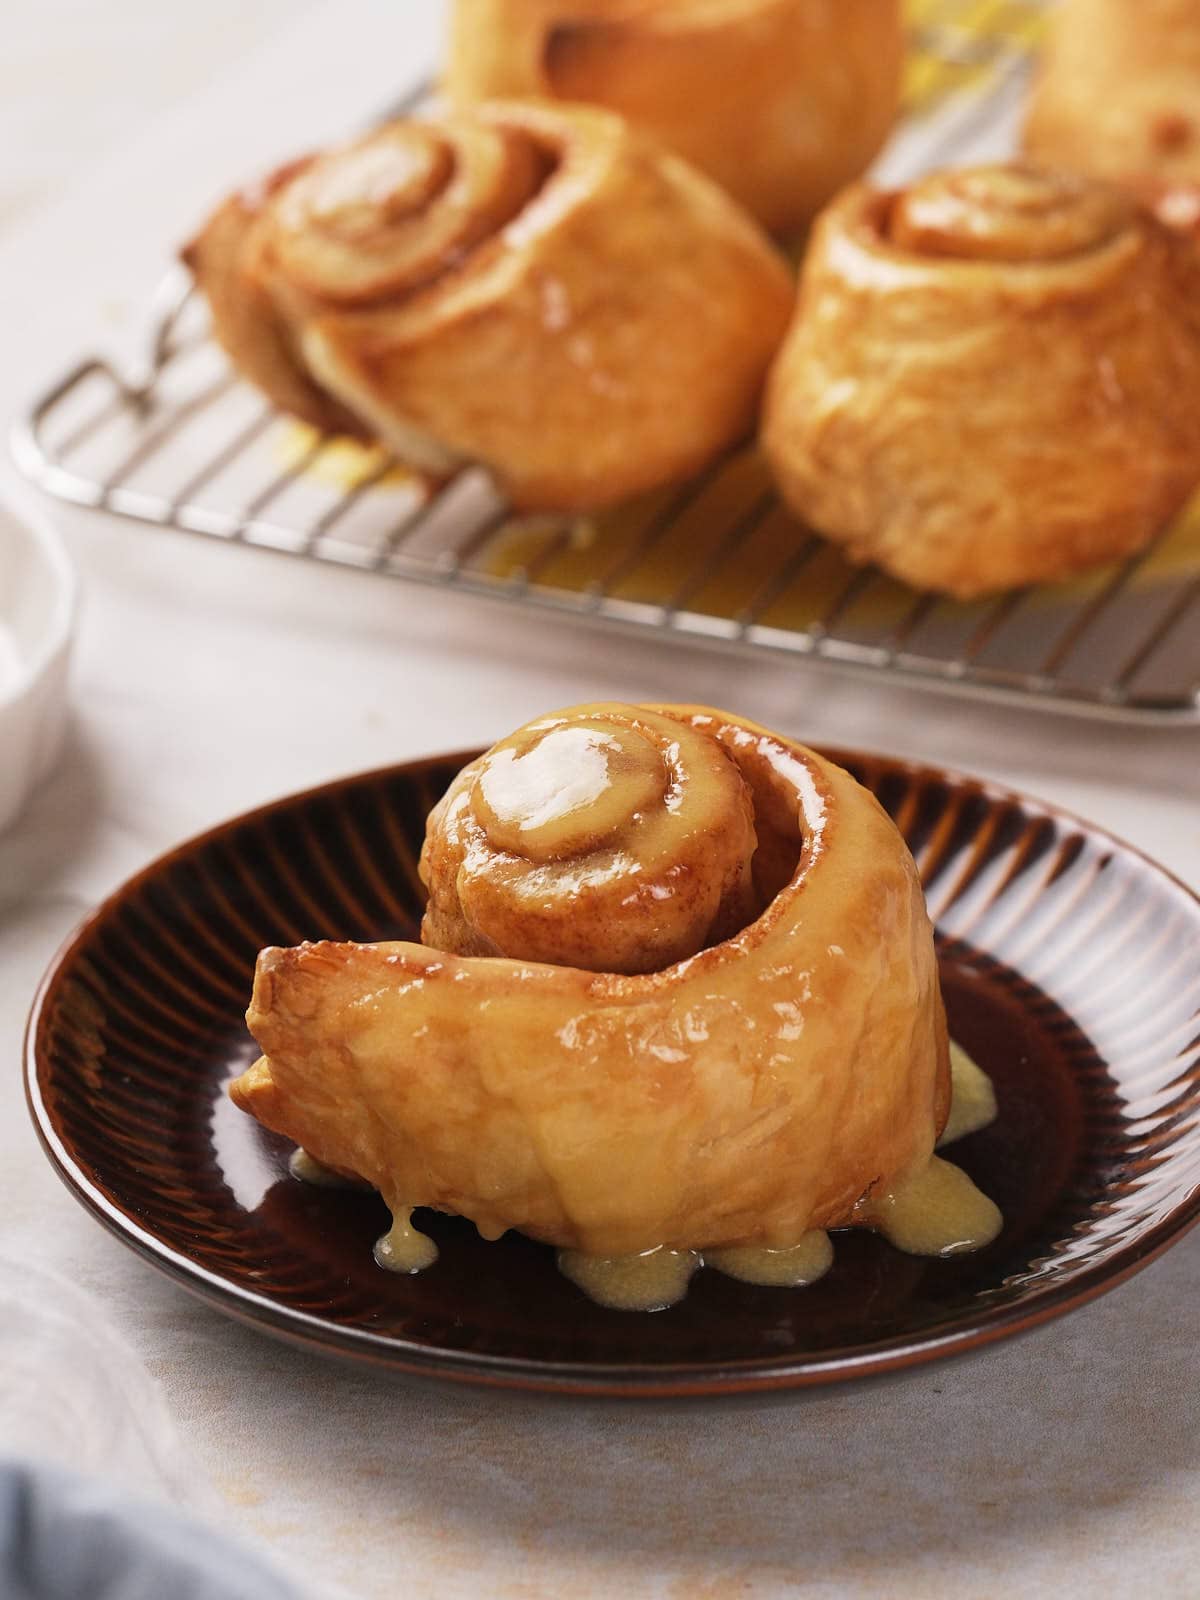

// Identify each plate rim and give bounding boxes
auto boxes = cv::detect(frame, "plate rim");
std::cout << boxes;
[25,743,1200,1397]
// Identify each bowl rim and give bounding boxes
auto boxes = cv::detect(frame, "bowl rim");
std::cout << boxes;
[23,743,1200,1395]
[0,488,77,715]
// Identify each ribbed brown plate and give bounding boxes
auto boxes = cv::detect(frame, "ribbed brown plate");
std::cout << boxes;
[26,748,1200,1396]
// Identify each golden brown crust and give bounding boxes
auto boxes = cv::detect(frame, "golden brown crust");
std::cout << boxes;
[182,168,366,440]
[1025,0,1200,186]
[761,164,1200,598]
[233,704,949,1257]
[445,0,903,237]
[183,102,793,511]
[419,705,760,973]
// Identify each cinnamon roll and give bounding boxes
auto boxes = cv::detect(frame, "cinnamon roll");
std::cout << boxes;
[183,104,793,512]
[232,704,1000,1307]
[445,0,904,237]
[1025,0,1200,188]
[762,164,1200,598]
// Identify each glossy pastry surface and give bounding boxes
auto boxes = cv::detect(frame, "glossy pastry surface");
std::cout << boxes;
[762,163,1200,597]
[1134,178,1200,244]
[233,704,951,1260]
[1025,0,1200,186]
[445,0,904,236]
[184,103,793,511]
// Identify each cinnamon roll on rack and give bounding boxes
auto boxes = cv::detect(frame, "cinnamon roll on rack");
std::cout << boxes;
[184,104,793,512]
[233,704,1002,1310]
[1025,0,1200,188]
[762,164,1200,598]
[445,0,904,237]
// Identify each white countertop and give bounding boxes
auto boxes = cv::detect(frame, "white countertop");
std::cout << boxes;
[2,4,1199,1597]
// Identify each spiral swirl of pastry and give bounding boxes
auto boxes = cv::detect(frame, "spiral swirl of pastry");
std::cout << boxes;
[420,706,760,974]
[762,162,1200,598]
[183,103,793,510]
[235,705,949,1257]
[265,121,547,309]
[445,0,903,237]
[1025,0,1200,188]
[886,166,1132,262]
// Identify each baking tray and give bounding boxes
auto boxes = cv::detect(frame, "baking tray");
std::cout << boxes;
[12,0,1200,723]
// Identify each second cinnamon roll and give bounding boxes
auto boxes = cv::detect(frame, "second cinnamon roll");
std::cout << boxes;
[762,164,1200,598]
[445,0,904,238]
[184,103,794,512]
[1025,0,1200,188]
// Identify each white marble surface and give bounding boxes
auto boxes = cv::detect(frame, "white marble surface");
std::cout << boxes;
[3,3,1200,1597]
[0,0,306,230]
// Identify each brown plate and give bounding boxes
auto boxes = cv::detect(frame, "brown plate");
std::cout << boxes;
[25,747,1200,1396]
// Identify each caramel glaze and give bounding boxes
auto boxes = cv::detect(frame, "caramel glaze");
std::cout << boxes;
[296,1044,999,1312]
[553,1044,998,1310]
[288,1147,362,1187]
[243,703,969,1312]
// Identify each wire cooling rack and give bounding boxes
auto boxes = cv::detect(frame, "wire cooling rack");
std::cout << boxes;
[11,0,1200,723]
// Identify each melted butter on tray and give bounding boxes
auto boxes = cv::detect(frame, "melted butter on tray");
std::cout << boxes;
[482,449,1200,631]
[290,1044,1002,1309]
[277,422,422,494]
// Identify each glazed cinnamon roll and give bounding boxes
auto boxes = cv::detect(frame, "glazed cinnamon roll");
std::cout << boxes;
[232,703,989,1296]
[1025,0,1200,188]
[184,104,793,511]
[445,0,904,237]
[762,164,1200,598]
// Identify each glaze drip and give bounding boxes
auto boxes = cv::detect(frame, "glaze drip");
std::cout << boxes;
[705,1231,835,1288]
[557,1246,700,1312]
[865,1156,1003,1257]
[288,1148,363,1188]
[938,1041,999,1147]
[292,1045,1002,1310]
[557,1231,839,1312]
[374,1208,439,1274]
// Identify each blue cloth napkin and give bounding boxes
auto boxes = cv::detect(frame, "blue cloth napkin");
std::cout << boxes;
[0,1459,304,1600]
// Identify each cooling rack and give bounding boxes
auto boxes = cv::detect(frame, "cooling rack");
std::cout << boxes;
[12,0,1200,723]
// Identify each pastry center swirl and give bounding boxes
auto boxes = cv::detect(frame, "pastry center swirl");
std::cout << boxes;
[297,136,455,236]
[888,163,1132,262]
[269,121,549,306]
[422,707,764,974]
[474,724,666,861]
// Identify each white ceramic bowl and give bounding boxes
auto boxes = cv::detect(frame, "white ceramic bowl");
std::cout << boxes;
[0,492,76,834]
